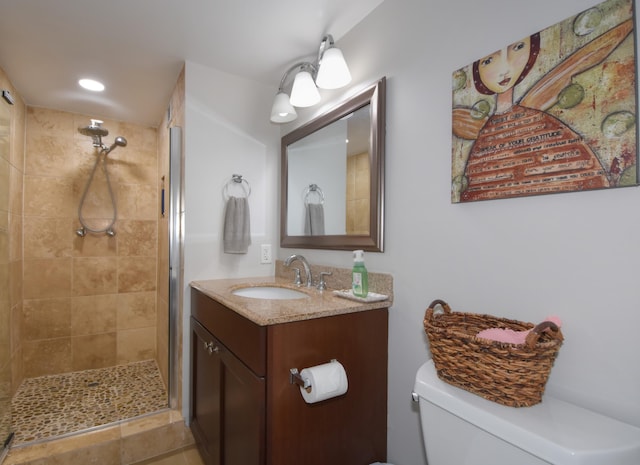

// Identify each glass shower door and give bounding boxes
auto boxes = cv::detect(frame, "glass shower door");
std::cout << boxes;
[0,92,14,461]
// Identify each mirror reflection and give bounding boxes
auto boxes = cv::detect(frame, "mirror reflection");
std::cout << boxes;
[286,104,371,236]
[281,77,385,251]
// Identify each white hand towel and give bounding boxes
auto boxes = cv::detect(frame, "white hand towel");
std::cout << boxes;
[304,203,325,235]
[223,196,251,253]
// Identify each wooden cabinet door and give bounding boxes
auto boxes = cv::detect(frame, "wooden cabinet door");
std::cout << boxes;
[191,317,266,465]
[219,335,266,465]
[192,318,223,465]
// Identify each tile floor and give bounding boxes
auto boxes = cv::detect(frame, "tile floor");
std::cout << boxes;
[11,360,167,446]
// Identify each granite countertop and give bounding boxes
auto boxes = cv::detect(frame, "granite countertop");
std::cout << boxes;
[191,269,393,326]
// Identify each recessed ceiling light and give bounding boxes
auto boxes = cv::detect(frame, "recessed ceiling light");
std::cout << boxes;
[78,78,105,92]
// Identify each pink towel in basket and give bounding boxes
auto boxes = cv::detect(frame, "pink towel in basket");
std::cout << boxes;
[476,316,562,345]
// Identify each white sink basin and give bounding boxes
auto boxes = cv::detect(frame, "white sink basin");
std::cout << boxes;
[231,286,309,300]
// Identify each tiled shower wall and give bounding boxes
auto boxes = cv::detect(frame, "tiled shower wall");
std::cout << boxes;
[346,152,371,235]
[21,107,159,378]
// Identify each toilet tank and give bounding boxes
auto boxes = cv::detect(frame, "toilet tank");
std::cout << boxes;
[413,360,640,465]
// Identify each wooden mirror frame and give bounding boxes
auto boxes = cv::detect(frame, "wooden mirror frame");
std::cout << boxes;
[280,77,385,251]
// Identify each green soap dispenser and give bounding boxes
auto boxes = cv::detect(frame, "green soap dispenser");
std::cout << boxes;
[352,250,369,298]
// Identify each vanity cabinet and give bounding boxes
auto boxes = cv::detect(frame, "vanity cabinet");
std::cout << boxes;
[190,287,389,465]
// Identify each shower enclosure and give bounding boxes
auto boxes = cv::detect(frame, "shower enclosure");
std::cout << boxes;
[0,109,182,452]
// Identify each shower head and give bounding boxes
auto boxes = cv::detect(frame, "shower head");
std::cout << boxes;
[78,119,108,147]
[107,136,127,153]
[78,125,109,138]
[78,119,109,137]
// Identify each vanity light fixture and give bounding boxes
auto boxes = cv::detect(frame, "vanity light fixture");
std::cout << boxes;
[270,34,352,123]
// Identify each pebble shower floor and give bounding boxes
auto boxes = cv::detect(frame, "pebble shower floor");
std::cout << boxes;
[10,360,167,445]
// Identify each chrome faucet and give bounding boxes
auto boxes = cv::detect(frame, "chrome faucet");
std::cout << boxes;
[284,254,313,287]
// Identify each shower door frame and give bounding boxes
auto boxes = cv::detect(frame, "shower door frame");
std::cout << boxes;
[168,126,183,408]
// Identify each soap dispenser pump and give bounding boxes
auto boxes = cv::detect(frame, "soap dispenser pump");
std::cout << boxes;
[352,250,368,298]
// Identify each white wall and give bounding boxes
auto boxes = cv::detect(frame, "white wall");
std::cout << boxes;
[277,0,640,464]
[182,61,280,416]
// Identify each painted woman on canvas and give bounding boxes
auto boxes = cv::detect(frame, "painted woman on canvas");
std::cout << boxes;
[452,15,634,202]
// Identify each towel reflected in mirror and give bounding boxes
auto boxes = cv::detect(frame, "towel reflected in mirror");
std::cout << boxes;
[304,203,325,236]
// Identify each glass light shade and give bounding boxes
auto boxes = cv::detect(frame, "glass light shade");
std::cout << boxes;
[315,47,352,90]
[270,92,297,123]
[290,70,321,107]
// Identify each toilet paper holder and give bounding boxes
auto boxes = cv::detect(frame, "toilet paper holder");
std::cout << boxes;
[289,359,338,391]
[289,368,311,390]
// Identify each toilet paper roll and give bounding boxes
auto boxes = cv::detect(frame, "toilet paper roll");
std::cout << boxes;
[299,360,348,404]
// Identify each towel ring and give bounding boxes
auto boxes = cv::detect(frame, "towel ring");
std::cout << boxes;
[223,174,251,199]
[303,184,325,205]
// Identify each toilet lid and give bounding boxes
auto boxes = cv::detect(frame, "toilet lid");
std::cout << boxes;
[414,360,640,465]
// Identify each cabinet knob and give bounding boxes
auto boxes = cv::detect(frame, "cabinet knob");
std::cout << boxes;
[204,341,219,354]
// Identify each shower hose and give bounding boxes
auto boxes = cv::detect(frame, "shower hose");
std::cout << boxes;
[77,146,117,236]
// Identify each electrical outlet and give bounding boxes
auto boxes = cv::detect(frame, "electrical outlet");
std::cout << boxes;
[261,244,272,264]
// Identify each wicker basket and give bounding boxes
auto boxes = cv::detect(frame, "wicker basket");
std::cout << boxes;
[423,299,564,407]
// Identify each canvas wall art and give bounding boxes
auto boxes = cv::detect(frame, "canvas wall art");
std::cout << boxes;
[451,0,637,203]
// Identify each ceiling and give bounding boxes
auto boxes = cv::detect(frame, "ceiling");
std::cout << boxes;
[0,0,384,127]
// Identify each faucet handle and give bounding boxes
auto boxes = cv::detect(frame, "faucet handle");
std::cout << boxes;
[292,268,302,286]
[317,271,332,291]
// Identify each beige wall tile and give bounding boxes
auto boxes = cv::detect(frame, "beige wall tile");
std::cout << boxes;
[23,258,72,299]
[0,298,9,366]
[117,327,155,364]
[72,256,118,296]
[25,133,77,178]
[26,107,75,138]
[71,294,117,336]
[9,164,23,215]
[113,150,158,186]
[72,332,117,371]
[118,256,156,293]
[0,264,8,313]
[23,338,72,377]
[118,184,157,220]
[23,298,72,340]
[0,157,8,211]
[9,213,21,261]
[0,230,7,264]
[9,260,22,310]
[118,220,157,257]
[0,209,7,232]
[76,173,118,221]
[72,230,117,257]
[117,291,156,330]
[24,175,75,218]
[23,217,74,259]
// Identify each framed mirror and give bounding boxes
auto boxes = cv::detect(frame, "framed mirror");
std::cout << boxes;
[281,77,385,251]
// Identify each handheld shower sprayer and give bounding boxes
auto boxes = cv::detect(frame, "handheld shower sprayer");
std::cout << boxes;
[107,136,128,153]
[76,120,128,237]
